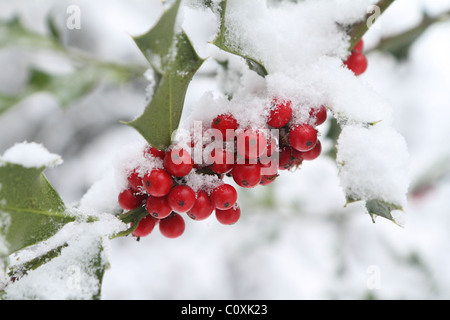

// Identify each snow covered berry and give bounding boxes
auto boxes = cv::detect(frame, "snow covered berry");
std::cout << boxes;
[159,212,185,239]
[118,188,147,211]
[164,147,193,177]
[267,98,292,128]
[167,185,196,213]
[310,105,327,126]
[127,168,144,193]
[211,113,239,141]
[215,205,241,225]
[289,123,318,152]
[210,183,238,210]
[144,145,165,160]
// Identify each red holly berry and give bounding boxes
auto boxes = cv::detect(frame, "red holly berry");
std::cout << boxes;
[208,147,234,174]
[144,145,165,160]
[164,147,193,177]
[232,163,262,188]
[145,196,172,219]
[259,157,279,176]
[260,174,278,186]
[132,215,158,238]
[216,205,241,225]
[118,188,147,211]
[353,39,364,53]
[127,168,144,193]
[309,105,327,126]
[277,146,292,170]
[258,137,279,175]
[265,136,278,157]
[344,51,368,76]
[210,184,238,210]
[293,140,322,161]
[187,190,214,221]
[143,168,173,197]
[267,98,293,128]
[159,212,185,238]
[167,185,196,213]
[211,113,239,141]
[236,129,267,160]
[279,146,302,170]
[289,124,318,152]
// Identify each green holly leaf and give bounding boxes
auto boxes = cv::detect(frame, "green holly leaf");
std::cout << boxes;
[345,196,404,226]
[83,238,109,300]
[0,145,75,261]
[125,0,205,150]
[366,199,404,226]
[213,0,268,78]
[3,239,108,300]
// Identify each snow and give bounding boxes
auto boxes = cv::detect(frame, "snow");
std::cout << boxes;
[0,210,10,271]
[1,141,63,168]
[336,124,409,207]
[217,0,360,74]
[4,213,126,300]
[1,0,450,300]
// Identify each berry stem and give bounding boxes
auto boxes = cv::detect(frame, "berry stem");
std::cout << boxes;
[114,206,149,239]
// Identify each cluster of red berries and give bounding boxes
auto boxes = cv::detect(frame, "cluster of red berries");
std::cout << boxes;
[344,39,367,76]
[118,151,225,239]
[118,95,327,239]
[118,143,240,239]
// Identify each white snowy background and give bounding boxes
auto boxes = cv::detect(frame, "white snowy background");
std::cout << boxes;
[1,0,450,299]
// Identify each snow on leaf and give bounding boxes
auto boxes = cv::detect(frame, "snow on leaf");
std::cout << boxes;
[0,143,75,260]
[337,124,409,225]
[212,0,268,78]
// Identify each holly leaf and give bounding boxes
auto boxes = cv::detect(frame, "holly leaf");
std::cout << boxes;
[345,196,404,226]
[125,0,205,150]
[212,0,268,78]
[0,147,75,260]
[82,238,109,300]
[366,199,404,226]
[3,238,108,300]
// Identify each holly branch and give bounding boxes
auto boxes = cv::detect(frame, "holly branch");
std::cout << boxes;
[347,0,397,51]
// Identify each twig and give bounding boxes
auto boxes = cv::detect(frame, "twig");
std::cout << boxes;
[348,0,397,51]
